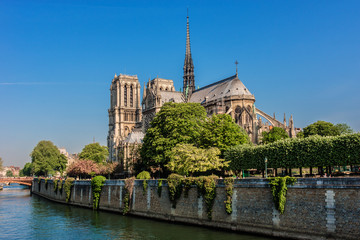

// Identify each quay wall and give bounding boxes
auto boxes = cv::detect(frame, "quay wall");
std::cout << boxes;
[32,178,360,240]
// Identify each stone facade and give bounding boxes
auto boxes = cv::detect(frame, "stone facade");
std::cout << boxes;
[107,74,142,162]
[142,77,183,132]
[33,178,360,240]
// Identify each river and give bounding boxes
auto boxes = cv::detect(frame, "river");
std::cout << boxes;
[0,184,272,240]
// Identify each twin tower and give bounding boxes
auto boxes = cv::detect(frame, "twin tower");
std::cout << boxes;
[107,15,195,163]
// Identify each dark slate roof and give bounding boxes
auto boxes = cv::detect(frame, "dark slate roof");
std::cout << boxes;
[159,91,184,104]
[123,129,144,143]
[189,74,253,103]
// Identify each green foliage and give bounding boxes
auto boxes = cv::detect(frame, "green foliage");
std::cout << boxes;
[141,102,207,170]
[183,177,195,198]
[30,140,67,176]
[167,174,184,208]
[58,180,63,194]
[53,179,58,193]
[224,177,234,214]
[64,178,75,202]
[262,127,289,144]
[199,114,250,156]
[6,170,14,177]
[296,131,304,138]
[136,171,151,194]
[136,171,151,180]
[91,176,106,210]
[226,134,360,170]
[123,190,130,215]
[303,121,340,137]
[20,162,33,177]
[142,180,148,194]
[335,123,354,135]
[123,177,135,215]
[268,177,296,214]
[194,175,218,220]
[157,179,163,197]
[79,143,109,164]
[166,174,218,219]
[166,144,228,176]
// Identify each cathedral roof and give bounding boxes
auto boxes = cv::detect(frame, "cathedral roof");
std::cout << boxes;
[123,129,144,143]
[189,74,253,103]
[159,91,184,104]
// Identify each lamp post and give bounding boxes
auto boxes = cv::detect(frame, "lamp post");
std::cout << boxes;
[265,157,268,179]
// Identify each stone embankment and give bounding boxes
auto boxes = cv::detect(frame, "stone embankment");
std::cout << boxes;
[32,178,360,240]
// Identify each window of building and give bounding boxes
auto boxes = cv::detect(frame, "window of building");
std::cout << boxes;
[130,85,133,107]
[124,85,128,106]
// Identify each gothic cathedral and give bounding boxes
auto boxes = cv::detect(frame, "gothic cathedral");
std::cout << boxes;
[107,15,299,173]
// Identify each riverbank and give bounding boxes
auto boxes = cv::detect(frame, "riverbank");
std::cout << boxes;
[32,178,360,240]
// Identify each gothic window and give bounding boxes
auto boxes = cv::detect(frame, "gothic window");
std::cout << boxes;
[235,106,241,113]
[130,85,133,107]
[124,85,128,106]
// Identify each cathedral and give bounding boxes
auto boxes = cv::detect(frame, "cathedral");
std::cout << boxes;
[107,15,299,172]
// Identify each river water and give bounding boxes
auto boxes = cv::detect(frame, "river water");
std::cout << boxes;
[0,185,272,240]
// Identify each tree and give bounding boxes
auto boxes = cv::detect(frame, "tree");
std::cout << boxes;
[335,123,354,135]
[19,162,33,176]
[30,140,68,176]
[166,143,228,176]
[296,131,304,138]
[199,114,250,156]
[303,121,340,137]
[66,160,117,178]
[79,143,109,164]
[262,127,289,144]
[141,102,207,170]
[66,159,99,178]
[6,170,14,177]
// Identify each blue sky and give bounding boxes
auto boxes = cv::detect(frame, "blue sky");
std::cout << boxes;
[1,0,359,167]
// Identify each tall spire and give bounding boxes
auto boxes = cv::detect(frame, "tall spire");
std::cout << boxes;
[183,10,195,101]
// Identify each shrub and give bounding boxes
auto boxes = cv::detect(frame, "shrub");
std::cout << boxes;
[91,176,106,210]
[64,178,75,202]
[268,176,296,214]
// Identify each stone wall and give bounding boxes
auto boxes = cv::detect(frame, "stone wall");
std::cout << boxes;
[32,178,360,240]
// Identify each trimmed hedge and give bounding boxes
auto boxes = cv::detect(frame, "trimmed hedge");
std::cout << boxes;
[226,133,360,170]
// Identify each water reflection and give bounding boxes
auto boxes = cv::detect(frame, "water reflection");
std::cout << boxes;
[0,185,271,240]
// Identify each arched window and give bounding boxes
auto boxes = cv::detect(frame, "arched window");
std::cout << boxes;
[130,85,133,107]
[124,85,128,106]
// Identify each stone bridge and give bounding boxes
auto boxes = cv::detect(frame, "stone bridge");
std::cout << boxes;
[0,177,33,186]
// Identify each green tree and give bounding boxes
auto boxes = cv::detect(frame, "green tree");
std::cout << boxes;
[199,114,250,156]
[79,143,109,164]
[141,102,207,170]
[6,170,14,177]
[296,131,304,138]
[30,140,68,176]
[166,143,228,176]
[303,121,340,137]
[335,123,354,135]
[262,127,289,144]
[19,162,33,176]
